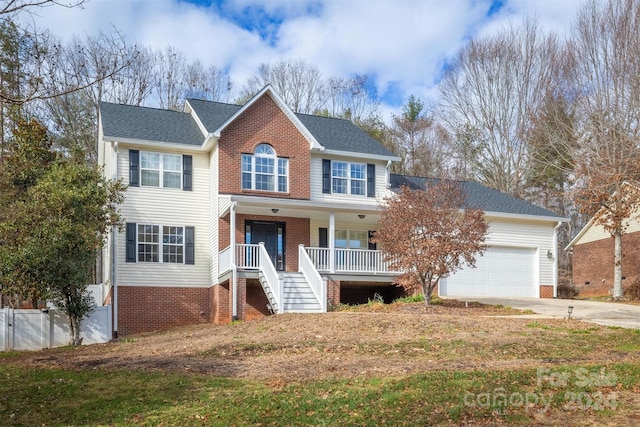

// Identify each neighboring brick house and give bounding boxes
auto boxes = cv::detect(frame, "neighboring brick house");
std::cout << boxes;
[566,203,640,297]
[98,85,565,336]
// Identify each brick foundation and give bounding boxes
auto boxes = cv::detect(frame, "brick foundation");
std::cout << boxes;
[246,279,271,320]
[327,279,340,309]
[117,286,210,336]
[573,233,640,297]
[539,285,554,298]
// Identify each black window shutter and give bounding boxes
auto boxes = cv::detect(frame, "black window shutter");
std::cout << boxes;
[129,150,139,187]
[185,226,195,265]
[367,163,375,197]
[319,228,328,248]
[126,223,137,262]
[183,155,192,191]
[322,159,331,194]
[368,230,377,250]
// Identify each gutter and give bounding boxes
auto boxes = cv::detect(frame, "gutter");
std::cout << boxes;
[553,221,562,298]
[230,201,238,321]
[112,141,119,339]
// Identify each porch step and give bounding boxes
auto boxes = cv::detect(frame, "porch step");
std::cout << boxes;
[280,272,322,313]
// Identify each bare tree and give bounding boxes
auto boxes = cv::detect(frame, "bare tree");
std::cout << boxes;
[184,59,232,102]
[324,74,379,122]
[568,0,640,300]
[438,19,561,198]
[1,0,85,17]
[238,58,327,113]
[387,95,452,177]
[154,45,187,111]
[372,182,488,305]
[39,31,141,163]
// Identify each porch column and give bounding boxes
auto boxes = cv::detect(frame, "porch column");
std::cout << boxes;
[230,201,238,321]
[329,212,335,273]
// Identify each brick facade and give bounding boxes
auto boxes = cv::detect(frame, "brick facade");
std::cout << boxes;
[218,94,311,200]
[573,233,640,297]
[220,213,310,273]
[117,286,210,336]
[539,285,554,299]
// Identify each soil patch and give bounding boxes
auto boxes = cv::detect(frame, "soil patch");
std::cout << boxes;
[4,300,637,381]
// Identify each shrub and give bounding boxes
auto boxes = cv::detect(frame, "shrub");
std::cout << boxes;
[557,283,580,299]
[624,279,640,301]
[393,294,425,303]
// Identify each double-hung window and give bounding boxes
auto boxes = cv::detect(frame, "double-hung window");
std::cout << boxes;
[140,152,182,188]
[242,144,288,192]
[328,160,369,196]
[126,223,195,264]
[129,150,192,190]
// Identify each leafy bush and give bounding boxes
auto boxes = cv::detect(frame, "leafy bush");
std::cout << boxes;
[557,283,580,299]
[624,279,640,301]
[393,294,425,303]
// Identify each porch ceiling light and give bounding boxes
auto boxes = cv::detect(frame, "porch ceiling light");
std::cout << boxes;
[271,208,279,214]
[358,214,366,219]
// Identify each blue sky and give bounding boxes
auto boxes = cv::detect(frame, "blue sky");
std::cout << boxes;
[28,0,584,119]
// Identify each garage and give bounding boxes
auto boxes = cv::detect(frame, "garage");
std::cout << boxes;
[439,246,537,298]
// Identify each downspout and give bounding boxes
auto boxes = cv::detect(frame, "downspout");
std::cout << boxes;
[552,221,562,298]
[385,160,392,188]
[230,201,238,321]
[112,141,119,339]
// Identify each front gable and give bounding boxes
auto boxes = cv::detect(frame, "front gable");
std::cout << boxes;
[218,92,312,199]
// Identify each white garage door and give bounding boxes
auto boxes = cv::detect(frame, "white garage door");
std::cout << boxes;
[439,246,536,298]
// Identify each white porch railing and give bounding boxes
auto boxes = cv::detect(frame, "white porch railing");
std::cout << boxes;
[219,245,232,275]
[305,247,396,273]
[298,245,327,312]
[236,244,260,269]
[223,245,398,275]
[258,243,282,313]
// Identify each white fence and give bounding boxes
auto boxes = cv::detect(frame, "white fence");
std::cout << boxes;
[0,305,112,351]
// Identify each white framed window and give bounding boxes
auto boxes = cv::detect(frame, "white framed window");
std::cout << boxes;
[332,161,366,195]
[137,224,159,262]
[242,144,288,192]
[140,152,182,188]
[335,230,368,249]
[137,224,184,263]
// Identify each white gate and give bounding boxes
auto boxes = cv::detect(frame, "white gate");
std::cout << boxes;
[0,306,112,351]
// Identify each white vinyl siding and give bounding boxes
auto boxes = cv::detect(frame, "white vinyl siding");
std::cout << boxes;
[210,145,220,284]
[117,148,210,288]
[310,155,392,204]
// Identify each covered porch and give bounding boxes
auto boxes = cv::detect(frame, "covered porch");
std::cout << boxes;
[217,195,401,319]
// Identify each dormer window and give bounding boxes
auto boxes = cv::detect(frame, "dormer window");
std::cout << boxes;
[241,144,289,193]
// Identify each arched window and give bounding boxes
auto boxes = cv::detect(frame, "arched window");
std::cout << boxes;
[241,144,289,192]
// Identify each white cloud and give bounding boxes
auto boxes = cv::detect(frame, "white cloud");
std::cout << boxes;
[19,0,585,115]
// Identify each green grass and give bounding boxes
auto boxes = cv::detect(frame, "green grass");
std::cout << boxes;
[0,363,636,426]
[394,294,425,303]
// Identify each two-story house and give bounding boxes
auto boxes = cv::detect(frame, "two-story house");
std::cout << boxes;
[98,85,565,336]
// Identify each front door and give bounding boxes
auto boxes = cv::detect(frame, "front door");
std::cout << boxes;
[246,221,285,271]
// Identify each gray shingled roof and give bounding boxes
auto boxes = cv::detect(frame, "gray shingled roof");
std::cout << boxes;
[100,102,204,145]
[186,98,241,131]
[390,174,564,218]
[102,97,398,157]
[295,113,396,157]
[187,97,397,157]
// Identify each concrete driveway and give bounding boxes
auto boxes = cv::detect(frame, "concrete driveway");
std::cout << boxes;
[467,297,640,329]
